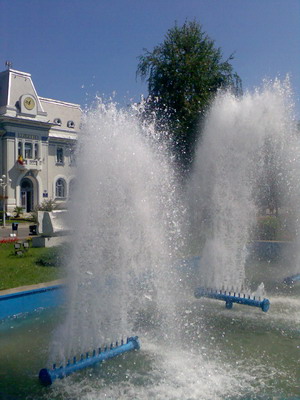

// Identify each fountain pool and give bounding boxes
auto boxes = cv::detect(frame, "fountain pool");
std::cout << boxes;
[0,260,299,399]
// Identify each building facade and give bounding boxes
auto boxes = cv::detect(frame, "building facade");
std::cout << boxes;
[0,67,81,214]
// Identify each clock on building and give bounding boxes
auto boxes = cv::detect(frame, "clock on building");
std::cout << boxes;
[23,96,35,110]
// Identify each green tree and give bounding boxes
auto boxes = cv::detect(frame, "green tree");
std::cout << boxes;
[137,20,242,172]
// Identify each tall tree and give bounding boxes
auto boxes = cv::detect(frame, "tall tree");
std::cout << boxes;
[137,20,242,172]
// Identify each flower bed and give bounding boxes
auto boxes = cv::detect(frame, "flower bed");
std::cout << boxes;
[0,237,19,244]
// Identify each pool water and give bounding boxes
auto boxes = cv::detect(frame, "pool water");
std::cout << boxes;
[0,260,299,400]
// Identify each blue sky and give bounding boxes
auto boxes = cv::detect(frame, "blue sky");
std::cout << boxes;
[1,0,300,117]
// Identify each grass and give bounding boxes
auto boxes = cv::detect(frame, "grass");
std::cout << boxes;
[8,219,34,224]
[2,218,35,224]
[0,242,66,291]
[0,219,35,227]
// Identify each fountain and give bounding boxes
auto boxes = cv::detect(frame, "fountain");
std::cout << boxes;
[48,99,184,367]
[1,81,300,399]
[188,78,300,293]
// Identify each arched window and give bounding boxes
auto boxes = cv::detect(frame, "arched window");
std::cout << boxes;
[20,178,33,212]
[55,178,66,198]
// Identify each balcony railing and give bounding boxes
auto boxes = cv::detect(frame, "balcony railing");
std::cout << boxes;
[17,158,42,171]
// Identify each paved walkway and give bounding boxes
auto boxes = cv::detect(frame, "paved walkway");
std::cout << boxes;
[0,222,34,240]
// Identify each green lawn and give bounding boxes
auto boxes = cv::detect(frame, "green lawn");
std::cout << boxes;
[0,242,66,291]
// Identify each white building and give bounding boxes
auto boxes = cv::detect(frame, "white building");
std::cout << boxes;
[0,67,81,214]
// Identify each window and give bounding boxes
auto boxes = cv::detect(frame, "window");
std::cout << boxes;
[18,141,23,157]
[69,147,76,165]
[24,142,33,159]
[56,147,64,164]
[69,178,76,199]
[34,143,39,159]
[54,118,62,125]
[55,178,66,198]
[67,120,75,128]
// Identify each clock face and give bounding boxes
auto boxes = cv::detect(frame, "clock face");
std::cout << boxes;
[24,96,35,110]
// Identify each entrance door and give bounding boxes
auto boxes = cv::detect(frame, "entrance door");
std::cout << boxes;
[20,178,33,212]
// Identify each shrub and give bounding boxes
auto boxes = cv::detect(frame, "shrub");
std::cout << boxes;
[35,246,64,267]
[36,199,57,211]
[255,216,281,240]
[31,199,58,222]
[14,206,23,218]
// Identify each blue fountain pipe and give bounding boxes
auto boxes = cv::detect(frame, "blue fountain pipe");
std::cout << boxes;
[194,288,270,312]
[39,336,140,386]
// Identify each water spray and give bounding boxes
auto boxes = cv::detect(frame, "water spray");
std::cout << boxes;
[39,336,140,386]
[194,288,270,312]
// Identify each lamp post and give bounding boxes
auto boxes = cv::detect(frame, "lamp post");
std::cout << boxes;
[0,174,12,228]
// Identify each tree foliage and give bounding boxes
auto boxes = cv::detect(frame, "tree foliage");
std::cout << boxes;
[137,20,242,172]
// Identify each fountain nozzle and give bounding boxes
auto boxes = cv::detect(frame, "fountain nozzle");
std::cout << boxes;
[194,288,270,312]
[39,336,140,386]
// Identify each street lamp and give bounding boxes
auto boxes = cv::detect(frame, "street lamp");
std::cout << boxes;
[0,174,12,228]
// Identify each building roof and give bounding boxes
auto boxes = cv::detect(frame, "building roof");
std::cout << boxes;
[0,67,81,134]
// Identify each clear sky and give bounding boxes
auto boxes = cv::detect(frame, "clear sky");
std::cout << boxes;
[1,0,299,117]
